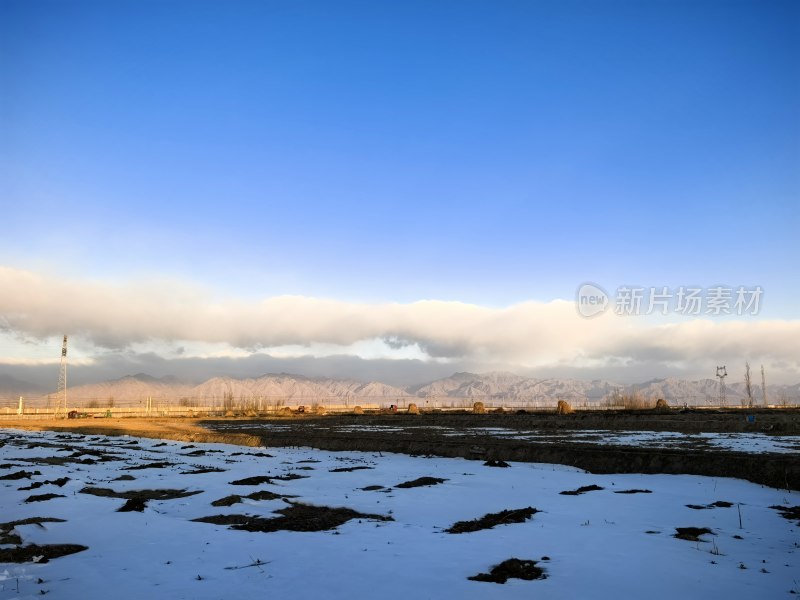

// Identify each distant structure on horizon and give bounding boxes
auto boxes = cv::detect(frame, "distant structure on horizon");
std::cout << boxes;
[55,335,68,417]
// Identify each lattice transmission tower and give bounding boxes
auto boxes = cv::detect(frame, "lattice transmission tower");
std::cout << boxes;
[55,335,68,417]
[715,365,727,407]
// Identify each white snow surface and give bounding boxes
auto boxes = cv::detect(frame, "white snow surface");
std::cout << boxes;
[0,428,798,599]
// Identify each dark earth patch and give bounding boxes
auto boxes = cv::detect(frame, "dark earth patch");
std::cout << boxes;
[24,493,66,503]
[468,558,546,584]
[674,527,715,541]
[122,461,175,470]
[0,543,88,563]
[230,475,275,486]
[79,486,202,501]
[614,489,652,494]
[770,505,800,525]
[193,502,393,533]
[0,470,41,480]
[231,452,274,458]
[329,466,373,473]
[19,477,70,491]
[446,507,538,534]
[483,460,511,468]
[395,477,447,489]
[360,485,385,491]
[560,484,604,496]
[181,467,226,475]
[211,490,294,507]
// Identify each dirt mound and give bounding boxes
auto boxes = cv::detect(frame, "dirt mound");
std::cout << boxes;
[211,490,293,506]
[19,477,70,491]
[79,486,202,501]
[0,469,41,480]
[686,501,734,510]
[0,517,66,545]
[556,400,573,415]
[0,543,88,563]
[468,558,546,583]
[770,505,800,525]
[560,484,604,496]
[122,461,175,471]
[395,476,447,489]
[181,467,226,475]
[230,475,274,485]
[24,493,66,503]
[329,466,373,473]
[446,507,538,534]
[674,527,714,541]
[193,502,393,533]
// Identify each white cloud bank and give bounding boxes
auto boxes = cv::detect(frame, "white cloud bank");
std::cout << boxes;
[1,266,798,381]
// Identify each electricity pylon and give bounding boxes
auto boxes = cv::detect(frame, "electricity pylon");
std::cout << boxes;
[55,335,68,417]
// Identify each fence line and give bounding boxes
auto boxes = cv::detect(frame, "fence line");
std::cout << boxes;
[0,393,797,419]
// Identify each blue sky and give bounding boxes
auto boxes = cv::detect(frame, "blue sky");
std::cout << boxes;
[1,0,798,386]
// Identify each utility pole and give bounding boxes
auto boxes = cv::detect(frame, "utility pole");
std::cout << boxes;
[761,365,768,407]
[56,335,68,417]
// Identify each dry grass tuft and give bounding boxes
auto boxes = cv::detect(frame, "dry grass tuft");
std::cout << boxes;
[352,405,364,415]
[407,403,420,415]
[473,401,486,414]
[556,400,574,415]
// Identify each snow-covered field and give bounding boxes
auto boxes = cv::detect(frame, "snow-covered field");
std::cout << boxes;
[1,428,798,599]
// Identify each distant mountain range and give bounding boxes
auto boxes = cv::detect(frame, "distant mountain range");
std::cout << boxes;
[4,370,799,405]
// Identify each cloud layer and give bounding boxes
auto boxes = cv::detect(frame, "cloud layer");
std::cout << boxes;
[1,266,798,382]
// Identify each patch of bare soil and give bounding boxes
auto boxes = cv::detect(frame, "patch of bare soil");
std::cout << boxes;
[230,451,274,457]
[193,502,393,532]
[483,460,510,468]
[560,484,604,496]
[0,518,83,563]
[230,475,275,486]
[446,507,538,534]
[181,467,226,475]
[674,527,715,541]
[468,558,546,583]
[112,474,136,481]
[614,489,652,494]
[0,543,88,563]
[78,485,201,512]
[686,501,734,510]
[273,473,308,481]
[360,485,384,491]
[770,505,800,525]
[122,461,176,470]
[24,493,66,503]
[0,518,65,545]
[329,466,373,473]
[19,477,71,491]
[395,477,447,489]
[211,490,295,506]
[0,469,41,480]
